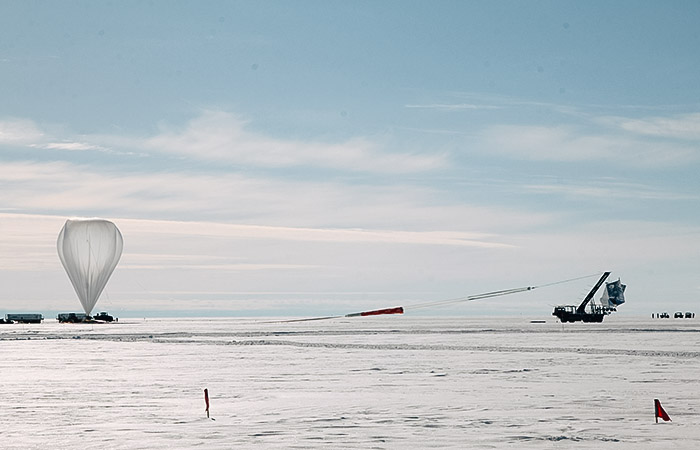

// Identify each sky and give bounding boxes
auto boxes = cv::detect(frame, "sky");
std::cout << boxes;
[1,0,700,318]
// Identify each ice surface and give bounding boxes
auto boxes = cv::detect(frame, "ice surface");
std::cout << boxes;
[1,316,698,449]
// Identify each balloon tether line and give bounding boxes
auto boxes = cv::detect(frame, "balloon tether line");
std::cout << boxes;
[406,272,601,312]
[267,272,602,323]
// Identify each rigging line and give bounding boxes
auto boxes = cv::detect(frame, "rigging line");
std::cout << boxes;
[407,286,533,310]
[261,315,343,324]
[406,272,603,311]
[264,272,605,323]
[532,272,602,289]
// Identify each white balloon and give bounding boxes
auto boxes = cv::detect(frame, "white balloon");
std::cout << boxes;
[57,219,123,316]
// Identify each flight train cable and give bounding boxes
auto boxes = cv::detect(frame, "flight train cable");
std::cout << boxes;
[267,272,603,323]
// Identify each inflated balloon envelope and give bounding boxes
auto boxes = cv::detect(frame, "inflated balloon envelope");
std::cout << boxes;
[57,218,123,316]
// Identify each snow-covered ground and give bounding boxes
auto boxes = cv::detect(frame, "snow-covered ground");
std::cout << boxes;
[1,316,698,449]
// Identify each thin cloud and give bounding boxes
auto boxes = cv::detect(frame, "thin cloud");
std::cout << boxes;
[524,181,699,201]
[404,103,501,111]
[0,119,44,143]
[480,124,698,166]
[0,160,552,233]
[599,112,700,140]
[2,113,445,174]
[119,217,512,249]
[145,110,445,173]
[39,142,109,152]
[0,118,132,156]
[120,263,317,271]
[0,212,514,275]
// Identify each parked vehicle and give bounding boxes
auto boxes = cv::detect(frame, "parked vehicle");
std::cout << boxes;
[5,313,43,324]
[553,272,625,323]
[93,312,116,322]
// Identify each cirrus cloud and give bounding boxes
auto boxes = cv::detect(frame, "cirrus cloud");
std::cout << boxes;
[145,110,446,173]
[599,112,700,140]
[479,124,699,166]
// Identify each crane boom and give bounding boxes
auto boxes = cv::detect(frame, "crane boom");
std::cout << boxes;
[576,271,611,313]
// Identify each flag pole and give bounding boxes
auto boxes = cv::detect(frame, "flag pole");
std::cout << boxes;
[204,388,210,419]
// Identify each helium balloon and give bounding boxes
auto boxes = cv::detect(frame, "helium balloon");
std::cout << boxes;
[57,219,123,316]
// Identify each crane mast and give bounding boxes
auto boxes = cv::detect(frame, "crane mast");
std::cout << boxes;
[576,271,611,313]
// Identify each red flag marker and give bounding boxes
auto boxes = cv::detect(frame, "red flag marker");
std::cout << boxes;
[654,399,671,423]
[204,388,210,419]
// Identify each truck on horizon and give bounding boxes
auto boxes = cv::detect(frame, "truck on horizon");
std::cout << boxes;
[552,272,626,323]
[4,313,44,324]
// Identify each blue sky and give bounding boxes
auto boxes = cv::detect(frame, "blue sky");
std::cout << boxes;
[1,1,699,317]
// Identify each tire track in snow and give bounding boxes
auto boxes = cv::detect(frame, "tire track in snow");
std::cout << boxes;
[225,339,700,359]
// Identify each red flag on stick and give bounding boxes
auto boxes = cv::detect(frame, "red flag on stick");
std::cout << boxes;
[204,388,210,418]
[654,399,671,423]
